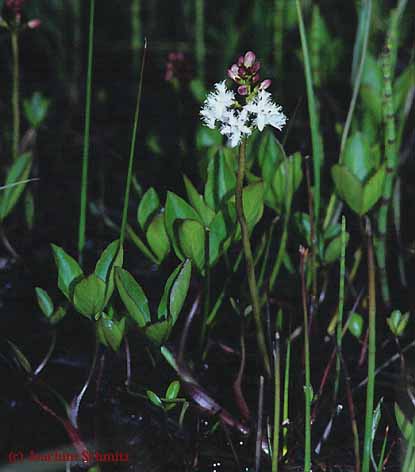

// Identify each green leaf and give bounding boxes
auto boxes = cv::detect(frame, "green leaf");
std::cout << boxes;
[183,174,215,226]
[158,260,192,323]
[51,244,83,300]
[137,187,160,231]
[166,380,180,400]
[204,150,236,212]
[348,312,363,338]
[23,92,50,129]
[95,240,123,305]
[169,258,192,324]
[115,267,150,327]
[208,209,235,266]
[6,340,32,375]
[146,390,163,408]
[361,165,386,214]
[165,191,202,258]
[35,287,54,318]
[177,219,205,273]
[146,212,170,263]
[387,310,410,337]
[331,165,364,215]
[0,153,32,221]
[343,132,373,182]
[160,345,179,372]
[144,319,172,345]
[72,274,106,318]
[324,232,349,264]
[49,306,67,325]
[395,402,413,441]
[360,54,383,123]
[242,182,264,230]
[257,130,283,177]
[99,315,125,351]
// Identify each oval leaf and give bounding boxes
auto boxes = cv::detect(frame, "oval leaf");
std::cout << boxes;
[137,187,160,231]
[0,153,33,221]
[115,267,150,327]
[331,165,364,215]
[177,219,206,273]
[95,240,124,305]
[35,287,54,318]
[72,274,106,318]
[169,258,192,324]
[146,212,170,263]
[166,380,180,400]
[51,244,83,300]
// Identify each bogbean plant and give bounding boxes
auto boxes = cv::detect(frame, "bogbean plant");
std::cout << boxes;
[2,1,415,471]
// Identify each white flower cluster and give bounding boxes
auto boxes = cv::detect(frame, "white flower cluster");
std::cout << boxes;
[200,81,287,147]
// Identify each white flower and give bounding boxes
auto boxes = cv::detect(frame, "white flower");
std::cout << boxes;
[245,90,287,132]
[220,108,252,147]
[200,80,236,129]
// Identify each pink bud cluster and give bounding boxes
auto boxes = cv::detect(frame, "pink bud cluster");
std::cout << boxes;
[2,0,41,29]
[5,0,25,15]
[165,51,191,82]
[227,51,271,96]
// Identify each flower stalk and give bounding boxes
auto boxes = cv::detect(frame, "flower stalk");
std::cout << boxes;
[11,28,20,161]
[236,141,271,377]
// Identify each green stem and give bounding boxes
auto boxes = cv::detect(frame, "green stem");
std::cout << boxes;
[236,141,271,377]
[375,35,398,308]
[300,248,311,472]
[120,40,147,247]
[11,29,20,161]
[195,0,205,81]
[78,0,95,262]
[361,219,376,472]
[334,216,347,400]
[131,0,141,72]
[295,0,323,225]
[272,332,281,472]
[282,336,291,459]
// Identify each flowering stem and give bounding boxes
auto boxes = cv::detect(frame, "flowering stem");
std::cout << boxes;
[78,0,95,262]
[11,28,20,161]
[236,141,271,377]
[120,39,147,247]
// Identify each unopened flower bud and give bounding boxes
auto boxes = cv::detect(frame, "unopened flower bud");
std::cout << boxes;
[243,51,256,68]
[237,55,244,66]
[27,18,41,29]
[252,74,260,84]
[237,85,248,96]
[227,64,239,81]
[238,66,246,77]
[251,62,261,73]
[260,79,272,90]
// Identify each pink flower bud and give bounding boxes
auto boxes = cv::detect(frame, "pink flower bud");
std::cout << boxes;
[251,61,261,73]
[237,85,248,96]
[27,18,41,29]
[260,79,272,90]
[227,64,239,81]
[238,66,246,77]
[237,55,244,66]
[243,51,256,68]
[252,73,260,84]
